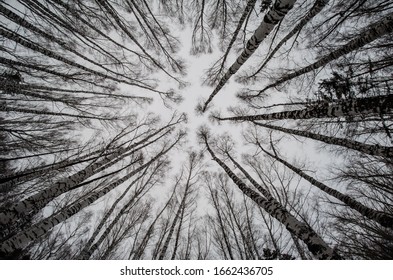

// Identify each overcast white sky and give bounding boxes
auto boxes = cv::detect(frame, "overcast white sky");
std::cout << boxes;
[142,20,341,180]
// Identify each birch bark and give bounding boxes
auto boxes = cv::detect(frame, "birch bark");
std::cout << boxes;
[249,12,393,97]
[253,122,393,158]
[202,0,297,112]
[201,132,340,259]
[216,94,393,121]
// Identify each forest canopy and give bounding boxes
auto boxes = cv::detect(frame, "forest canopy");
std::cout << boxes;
[0,0,392,260]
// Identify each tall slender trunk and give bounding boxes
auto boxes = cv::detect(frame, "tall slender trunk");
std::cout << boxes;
[259,144,393,229]
[157,205,182,260]
[208,186,234,259]
[258,206,280,254]
[245,0,329,80]
[0,4,143,85]
[76,169,149,259]
[0,125,174,226]
[0,56,85,82]
[251,12,393,97]
[80,180,149,260]
[0,136,180,255]
[202,0,297,112]
[253,122,393,158]
[207,0,258,84]
[216,94,393,122]
[0,26,147,88]
[131,187,176,260]
[220,183,254,259]
[243,194,261,259]
[0,147,107,189]
[201,133,340,259]
[170,203,185,260]
[0,105,111,120]
[158,165,193,259]
[152,218,171,259]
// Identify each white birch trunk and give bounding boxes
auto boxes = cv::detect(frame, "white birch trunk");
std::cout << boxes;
[202,0,297,111]
[0,127,173,225]
[216,94,393,121]
[202,134,340,259]
[245,0,329,79]
[252,12,393,96]
[0,138,179,254]
[260,146,393,229]
[254,122,393,158]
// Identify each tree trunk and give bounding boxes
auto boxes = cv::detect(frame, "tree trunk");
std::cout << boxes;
[0,26,144,88]
[253,121,393,158]
[0,3,142,85]
[206,0,258,85]
[246,0,329,80]
[207,186,234,259]
[0,137,180,255]
[76,170,148,259]
[253,12,393,96]
[202,0,297,111]
[0,125,174,226]
[201,133,340,259]
[216,94,393,121]
[259,144,393,229]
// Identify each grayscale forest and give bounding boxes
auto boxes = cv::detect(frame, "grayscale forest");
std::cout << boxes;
[0,0,392,260]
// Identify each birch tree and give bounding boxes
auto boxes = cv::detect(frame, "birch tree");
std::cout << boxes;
[241,12,393,99]
[214,94,393,122]
[328,153,393,259]
[256,141,393,229]
[204,0,258,86]
[76,166,152,259]
[130,180,179,260]
[252,122,393,158]
[1,0,180,100]
[80,181,154,259]
[198,128,340,259]
[0,129,185,257]
[238,0,329,83]
[205,172,273,259]
[200,0,297,112]
[2,0,392,261]
[0,114,184,228]
[154,152,201,259]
